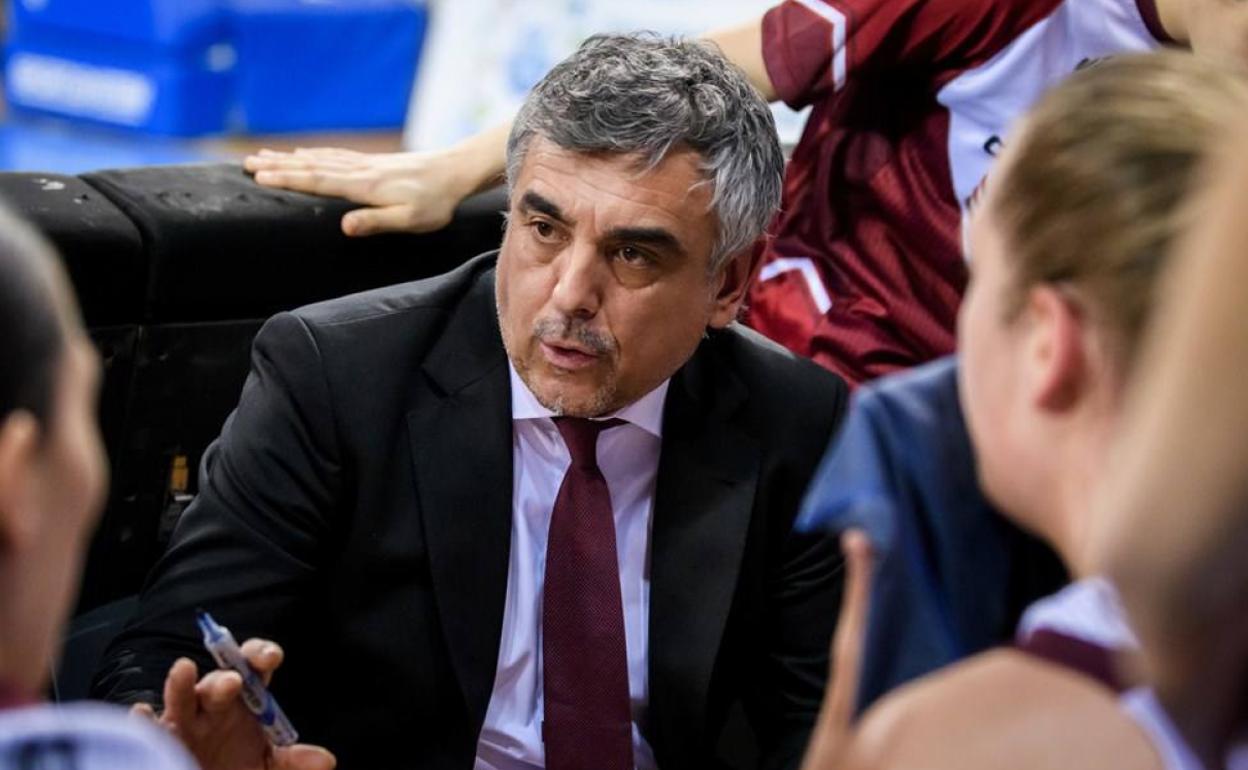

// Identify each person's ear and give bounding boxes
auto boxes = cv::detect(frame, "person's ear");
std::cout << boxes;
[1021,285,1088,412]
[707,242,764,330]
[0,411,42,552]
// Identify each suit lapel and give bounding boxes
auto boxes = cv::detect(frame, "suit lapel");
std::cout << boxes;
[648,337,760,755]
[407,266,513,731]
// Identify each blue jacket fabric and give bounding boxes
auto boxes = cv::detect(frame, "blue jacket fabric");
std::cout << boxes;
[796,357,1066,709]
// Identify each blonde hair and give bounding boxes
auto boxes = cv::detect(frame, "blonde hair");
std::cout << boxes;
[997,51,1248,368]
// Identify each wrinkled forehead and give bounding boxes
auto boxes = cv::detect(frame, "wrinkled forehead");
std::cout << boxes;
[519,134,709,183]
[514,140,714,215]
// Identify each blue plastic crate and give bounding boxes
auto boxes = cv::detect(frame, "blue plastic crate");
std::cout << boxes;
[4,26,235,136]
[8,0,228,50]
[230,0,426,133]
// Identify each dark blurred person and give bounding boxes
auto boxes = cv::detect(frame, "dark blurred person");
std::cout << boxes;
[0,205,334,770]
[0,203,194,769]
[1093,116,1248,770]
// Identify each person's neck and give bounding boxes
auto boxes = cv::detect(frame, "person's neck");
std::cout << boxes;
[0,677,35,709]
[1154,0,1192,44]
[0,562,54,699]
[1036,429,1113,580]
[0,642,40,703]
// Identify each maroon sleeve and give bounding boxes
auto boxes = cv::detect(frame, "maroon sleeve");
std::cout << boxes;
[761,0,1064,109]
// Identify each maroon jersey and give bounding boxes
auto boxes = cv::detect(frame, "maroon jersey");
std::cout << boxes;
[748,0,1169,385]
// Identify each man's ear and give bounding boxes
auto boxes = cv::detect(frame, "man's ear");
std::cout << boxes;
[707,242,764,330]
[1022,285,1088,412]
[0,411,42,552]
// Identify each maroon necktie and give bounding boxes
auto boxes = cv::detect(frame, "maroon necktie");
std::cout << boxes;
[542,417,634,770]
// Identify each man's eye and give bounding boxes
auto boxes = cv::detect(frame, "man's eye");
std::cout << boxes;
[531,221,557,240]
[614,246,654,266]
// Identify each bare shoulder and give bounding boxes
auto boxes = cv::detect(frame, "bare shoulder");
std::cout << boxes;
[841,649,1162,770]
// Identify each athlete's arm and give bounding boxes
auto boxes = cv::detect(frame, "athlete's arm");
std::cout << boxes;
[702,18,778,102]
[244,123,510,237]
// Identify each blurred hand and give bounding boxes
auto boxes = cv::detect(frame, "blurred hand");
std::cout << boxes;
[133,639,335,770]
[244,148,469,237]
[800,529,875,770]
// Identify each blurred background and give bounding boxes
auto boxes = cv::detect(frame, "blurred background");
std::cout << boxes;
[0,0,804,174]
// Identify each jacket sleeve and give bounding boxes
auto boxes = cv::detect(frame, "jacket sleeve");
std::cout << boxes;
[745,368,849,770]
[91,311,342,706]
[749,527,844,770]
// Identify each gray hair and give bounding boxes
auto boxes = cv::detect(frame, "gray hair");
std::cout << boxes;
[505,33,784,272]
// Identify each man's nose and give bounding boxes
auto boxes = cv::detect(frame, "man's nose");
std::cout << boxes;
[549,240,605,318]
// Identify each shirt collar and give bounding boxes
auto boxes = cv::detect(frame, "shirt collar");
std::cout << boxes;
[508,362,669,439]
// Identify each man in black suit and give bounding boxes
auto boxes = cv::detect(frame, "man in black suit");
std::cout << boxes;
[94,34,848,770]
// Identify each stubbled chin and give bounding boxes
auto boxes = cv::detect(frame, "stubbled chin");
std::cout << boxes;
[529,373,616,418]
[508,342,616,416]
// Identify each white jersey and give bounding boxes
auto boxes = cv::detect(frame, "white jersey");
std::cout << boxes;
[0,702,196,770]
[1021,579,1247,770]
[1017,576,1139,651]
[752,0,1167,383]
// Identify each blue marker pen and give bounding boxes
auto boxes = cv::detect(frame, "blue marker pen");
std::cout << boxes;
[195,609,299,746]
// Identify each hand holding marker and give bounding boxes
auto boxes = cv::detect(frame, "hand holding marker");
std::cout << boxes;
[196,609,300,746]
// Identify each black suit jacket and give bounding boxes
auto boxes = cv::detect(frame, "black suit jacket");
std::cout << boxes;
[93,253,849,770]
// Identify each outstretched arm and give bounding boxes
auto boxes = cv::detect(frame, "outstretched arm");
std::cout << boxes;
[244,123,510,237]
[703,18,777,102]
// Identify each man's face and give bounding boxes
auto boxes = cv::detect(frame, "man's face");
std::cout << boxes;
[496,137,746,417]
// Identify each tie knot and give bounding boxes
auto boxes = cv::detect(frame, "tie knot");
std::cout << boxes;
[554,417,625,470]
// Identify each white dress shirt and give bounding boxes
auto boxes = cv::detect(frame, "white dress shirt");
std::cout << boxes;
[474,365,668,770]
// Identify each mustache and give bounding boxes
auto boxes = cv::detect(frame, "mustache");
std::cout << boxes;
[533,316,616,355]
